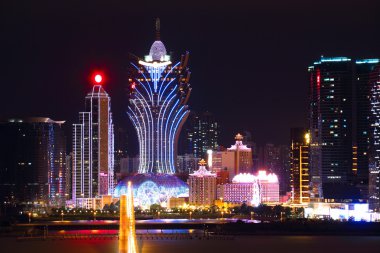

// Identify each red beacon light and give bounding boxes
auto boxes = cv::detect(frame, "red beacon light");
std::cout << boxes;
[94,74,103,84]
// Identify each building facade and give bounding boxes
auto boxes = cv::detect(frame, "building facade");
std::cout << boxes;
[217,173,260,206]
[189,160,217,206]
[72,85,114,202]
[211,134,253,179]
[290,128,310,204]
[256,170,280,203]
[0,118,66,207]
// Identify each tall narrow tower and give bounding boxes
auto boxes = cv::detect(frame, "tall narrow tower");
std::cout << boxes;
[73,76,114,202]
[127,18,191,174]
[290,128,310,204]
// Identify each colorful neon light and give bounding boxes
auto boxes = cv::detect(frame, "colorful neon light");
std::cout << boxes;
[128,39,191,174]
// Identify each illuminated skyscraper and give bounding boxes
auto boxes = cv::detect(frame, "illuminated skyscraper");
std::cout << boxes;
[0,118,66,207]
[290,128,310,204]
[355,59,380,199]
[309,57,379,200]
[114,19,191,207]
[127,19,191,174]
[369,64,380,210]
[309,57,355,200]
[72,83,114,202]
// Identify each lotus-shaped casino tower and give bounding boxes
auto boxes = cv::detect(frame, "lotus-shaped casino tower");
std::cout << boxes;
[114,19,191,207]
[128,19,191,174]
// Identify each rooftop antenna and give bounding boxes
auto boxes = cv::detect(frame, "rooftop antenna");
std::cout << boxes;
[155,18,160,41]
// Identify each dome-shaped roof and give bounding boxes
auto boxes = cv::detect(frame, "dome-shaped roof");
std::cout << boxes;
[149,40,167,61]
[113,174,189,207]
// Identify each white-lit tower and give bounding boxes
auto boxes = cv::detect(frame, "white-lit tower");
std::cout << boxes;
[72,74,114,201]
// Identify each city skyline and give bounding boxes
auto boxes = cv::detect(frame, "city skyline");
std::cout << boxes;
[2,1,380,153]
[3,3,380,252]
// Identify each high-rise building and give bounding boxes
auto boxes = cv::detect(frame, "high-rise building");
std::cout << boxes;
[189,160,217,206]
[72,84,114,202]
[290,128,310,204]
[309,57,356,199]
[309,57,380,200]
[182,111,219,158]
[369,64,380,211]
[0,118,66,207]
[355,59,380,199]
[127,19,191,174]
[210,133,253,179]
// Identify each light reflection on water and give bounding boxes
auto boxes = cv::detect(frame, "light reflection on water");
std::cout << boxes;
[54,229,202,235]
[3,236,380,253]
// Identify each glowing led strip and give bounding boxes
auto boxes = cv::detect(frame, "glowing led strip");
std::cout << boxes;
[135,88,155,170]
[167,106,185,173]
[169,109,188,172]
[129,104,148,172]
[163,100,180,173]
[157,88,177,173]
[127,111,144,172]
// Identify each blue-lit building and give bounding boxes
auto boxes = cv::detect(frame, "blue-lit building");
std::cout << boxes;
[127,20,191,174]
[115,19,191,206]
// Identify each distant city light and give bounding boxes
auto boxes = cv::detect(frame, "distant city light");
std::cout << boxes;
[94,74,103,84]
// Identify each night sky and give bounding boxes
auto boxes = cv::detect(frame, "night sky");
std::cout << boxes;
[1,1,380,154]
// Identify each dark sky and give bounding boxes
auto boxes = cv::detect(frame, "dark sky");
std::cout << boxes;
[1,0,380,154]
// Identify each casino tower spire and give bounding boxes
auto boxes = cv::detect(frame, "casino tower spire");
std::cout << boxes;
[155,18,160,40]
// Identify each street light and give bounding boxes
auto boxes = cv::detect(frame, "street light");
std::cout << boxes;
[251,211,254,220]
[61,211,64,222]
[93,211,96,221]
[28,212,31,224]
[221,211,224,219]
[157,211,160,219]
[189,211,192,220]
